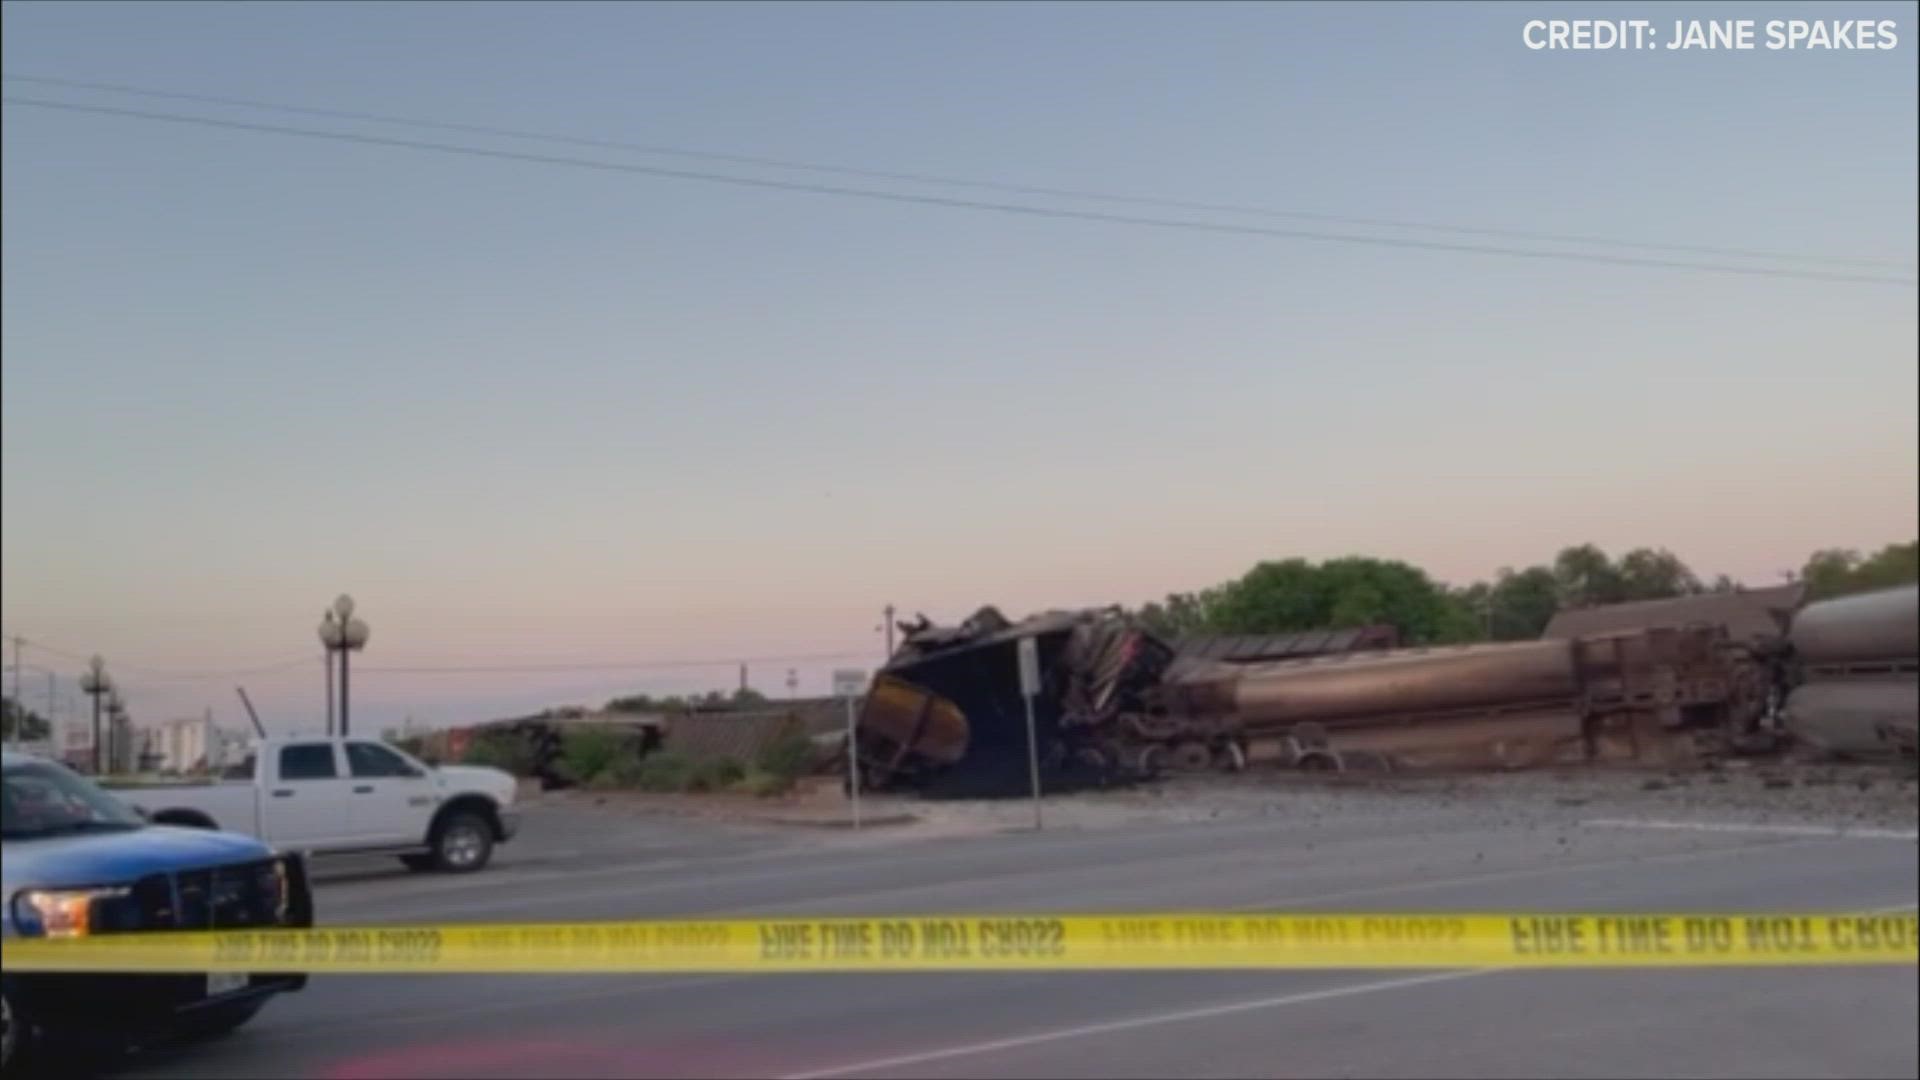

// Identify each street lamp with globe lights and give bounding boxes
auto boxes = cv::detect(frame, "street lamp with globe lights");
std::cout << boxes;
[77,656,112,774]
[106,688,127,774]
[318,595,370,736]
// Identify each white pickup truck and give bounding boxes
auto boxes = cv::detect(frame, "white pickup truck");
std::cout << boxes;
[117,737,520,873]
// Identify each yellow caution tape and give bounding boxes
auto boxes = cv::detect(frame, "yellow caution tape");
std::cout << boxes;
[3,913,1913,974]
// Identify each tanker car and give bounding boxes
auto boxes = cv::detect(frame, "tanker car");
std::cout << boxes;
[1147,623,1764,774]
[1779,584,1918,758]
[855,607,1769,794]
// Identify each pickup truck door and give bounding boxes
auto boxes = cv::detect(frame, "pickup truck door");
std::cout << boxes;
[344,741,440,845]
[260,742,355,849]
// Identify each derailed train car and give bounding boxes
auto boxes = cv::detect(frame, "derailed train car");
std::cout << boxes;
[856,606,1771,795]
[1161,626,1768,774]
[853,608,1179,796]
[1779,585,1919,759]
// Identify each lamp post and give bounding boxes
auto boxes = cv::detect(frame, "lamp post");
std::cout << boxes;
[106,687,126,775]
[78,656,112,774]
[318,595,370,737]
[318,609,337,735]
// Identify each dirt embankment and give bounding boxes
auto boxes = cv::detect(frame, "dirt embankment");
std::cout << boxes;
[539,760,1917,843]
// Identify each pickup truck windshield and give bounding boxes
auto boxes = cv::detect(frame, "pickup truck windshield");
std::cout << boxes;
[2,762,147,839]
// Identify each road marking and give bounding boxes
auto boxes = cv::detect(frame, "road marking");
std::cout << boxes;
[1583,819,1919,841]
[331,820,1827,925]
[317,807,1423,913]
[719,833,1825,921]
[262,974,748,1041]
[320,818,1414,918]
[780,895,1920,1079]
[779,970,1499,1079]
[1226,835,1829,912]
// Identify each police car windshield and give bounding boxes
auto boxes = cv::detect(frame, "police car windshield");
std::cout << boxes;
[1,761,147,839]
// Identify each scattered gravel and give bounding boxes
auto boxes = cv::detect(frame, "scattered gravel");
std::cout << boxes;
[549,761,1917,845]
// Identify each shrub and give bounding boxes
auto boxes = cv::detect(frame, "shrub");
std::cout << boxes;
[558,727,624,785]
[601,751,649,788]
[730,769,794,798]
[754,725,815,782]
[635,751,695,793]
[684,756,745,794]
[464,730,537,776]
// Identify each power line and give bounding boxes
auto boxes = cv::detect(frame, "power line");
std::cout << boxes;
[0,631,315,679]
[359,651,876,675]
[111,656,323,681]
[5,71,1909,273]
[4,95,1913,289]
[1,630,873,680]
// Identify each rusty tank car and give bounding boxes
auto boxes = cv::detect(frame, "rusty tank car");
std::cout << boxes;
[1781,585,1919,759]
[1788,585,1919,669]
[855,606,1769,794]
[1152,626,1758,773]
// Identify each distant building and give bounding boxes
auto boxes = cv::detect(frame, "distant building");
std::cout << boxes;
[1541,584,1806,646]
[57,720,94,771]
[153,712,249,774]
[108,713,136,774]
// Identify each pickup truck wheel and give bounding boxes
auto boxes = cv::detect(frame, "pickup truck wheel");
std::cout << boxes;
[398,854,437,872]
[432,813,494,873]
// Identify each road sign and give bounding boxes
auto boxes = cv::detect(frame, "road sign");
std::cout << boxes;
[1015,637,1044,831]
[832,669,867,698]
[1017,637,1040,698]
[832,669,868,830]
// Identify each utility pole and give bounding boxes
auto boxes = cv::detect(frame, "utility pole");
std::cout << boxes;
[8,636,21,745]
[739,663,748,694]
[80,656,111,774]
[883,604,896,659]
[785,669,798,699]
[9,634,21,726]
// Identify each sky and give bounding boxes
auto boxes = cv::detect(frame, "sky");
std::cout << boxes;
[2,1,1915,736]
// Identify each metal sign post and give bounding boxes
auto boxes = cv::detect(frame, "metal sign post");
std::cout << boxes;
[1016,637,1044,831]
[832,669,867,830]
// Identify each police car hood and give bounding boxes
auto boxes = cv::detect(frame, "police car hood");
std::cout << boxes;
[3,824,274,897]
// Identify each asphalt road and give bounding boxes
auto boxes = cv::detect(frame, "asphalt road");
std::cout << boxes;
[105,792,1918,1080]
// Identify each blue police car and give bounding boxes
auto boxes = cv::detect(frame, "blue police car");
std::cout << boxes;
[2,749,313,1073]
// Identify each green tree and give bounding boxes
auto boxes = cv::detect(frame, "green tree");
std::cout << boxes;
[1801,541,1919,598]
[1476,565,1562,640]
[1134,589,1225,639]
[1208,556,1477,645]
[1552,544,1628,608]
[1,697,51,742]
[1616,547,1702,600]
[607,692,690,713]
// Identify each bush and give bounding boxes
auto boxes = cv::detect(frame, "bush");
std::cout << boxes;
[558,727,624,785]
[601,751,649,788]
[754,725,815,782]
[730,769,794,798]
[684,756,745,794]
[464,730,537,776]
[635,751,695,793]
